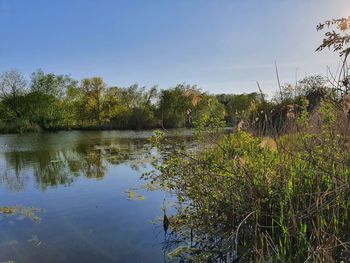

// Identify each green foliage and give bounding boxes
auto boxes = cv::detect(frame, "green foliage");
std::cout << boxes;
[0,69,334,134]
[26,70,78,128]
[30,69,75,98]
[158,85,226,129]
[147,101,350,262]
[191,95,226,127]
[248,76,331,136]
[159,85,193,128]
[216,92,260,125]
[0,70,27,120]
[0,119,41,133]
[79,77,106,125]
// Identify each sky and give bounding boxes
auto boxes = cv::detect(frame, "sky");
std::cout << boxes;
[0,0,349,95]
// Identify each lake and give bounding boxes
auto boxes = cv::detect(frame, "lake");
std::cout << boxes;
[0,130,190,262]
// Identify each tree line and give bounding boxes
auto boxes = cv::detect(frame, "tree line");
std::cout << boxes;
[0,69,260,132]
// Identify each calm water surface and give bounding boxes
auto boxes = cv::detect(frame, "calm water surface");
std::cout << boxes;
[0,130,190,262]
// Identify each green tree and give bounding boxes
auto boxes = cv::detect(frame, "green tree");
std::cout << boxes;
[128,86,158,129]
[30,69,73,98]
[216,93,259,125]
[0,69,27,120]
[159,85,194,128]
[27,70,77,128]
[62,83,82,127]
[298,75,329,111]
[80,77,106,125]
[104,85,159,129]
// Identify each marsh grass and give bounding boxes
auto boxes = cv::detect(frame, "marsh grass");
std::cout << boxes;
[146,99,350,262]
[0,119,42,134]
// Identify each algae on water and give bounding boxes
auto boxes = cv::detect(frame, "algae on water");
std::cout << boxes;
[0,206,44,223]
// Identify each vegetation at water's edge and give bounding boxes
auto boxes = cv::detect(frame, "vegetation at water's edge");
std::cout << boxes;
[0,67,265,133]
[2,13,350,263]
[142,17,350,262]
[0,61,331,134]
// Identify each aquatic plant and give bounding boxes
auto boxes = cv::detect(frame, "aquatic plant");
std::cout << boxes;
[124,188,145,201]
[0,206,43,223]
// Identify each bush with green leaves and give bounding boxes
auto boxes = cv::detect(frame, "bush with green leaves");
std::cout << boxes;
[147,100,350,262]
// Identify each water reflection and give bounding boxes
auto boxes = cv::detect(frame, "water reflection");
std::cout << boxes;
[0,130,197,262]
[0,132,153,192]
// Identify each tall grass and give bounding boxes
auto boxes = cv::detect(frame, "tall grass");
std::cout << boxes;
[0,119,42,134]
[146,99,350,262]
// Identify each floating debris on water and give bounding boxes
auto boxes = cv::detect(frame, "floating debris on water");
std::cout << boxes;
[127,190,135,199]
[0,206,44,223]
[124,188,145,201]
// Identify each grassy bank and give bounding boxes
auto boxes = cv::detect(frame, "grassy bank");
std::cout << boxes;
[0,120,42,134]
[146,101,350,262]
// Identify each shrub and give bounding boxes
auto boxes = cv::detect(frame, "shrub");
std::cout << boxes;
[147,101,350,262]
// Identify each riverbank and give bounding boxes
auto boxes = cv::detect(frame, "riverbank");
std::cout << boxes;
[0,121,163,134]
[0,120,236,135]
[147,101,350,262]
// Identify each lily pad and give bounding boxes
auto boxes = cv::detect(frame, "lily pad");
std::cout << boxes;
[124,189,146,201]
[137,195,145,200]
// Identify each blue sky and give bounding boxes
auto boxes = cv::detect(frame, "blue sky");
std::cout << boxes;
[0,0,349,95]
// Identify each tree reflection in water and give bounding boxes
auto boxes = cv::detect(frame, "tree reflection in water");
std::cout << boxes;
[0,136,153,192]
